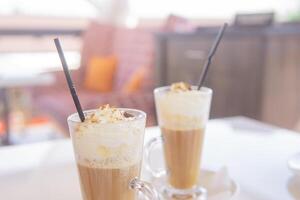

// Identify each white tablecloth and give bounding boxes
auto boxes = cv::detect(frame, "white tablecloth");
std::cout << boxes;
[0,117,299,200]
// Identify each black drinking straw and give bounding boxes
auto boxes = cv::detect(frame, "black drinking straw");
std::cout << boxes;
[197,23,228,90]
[54,38,85,122]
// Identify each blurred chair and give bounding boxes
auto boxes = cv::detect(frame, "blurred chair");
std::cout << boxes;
[233,12,274,27]
[33,21,157,132]
[162,14,195,32]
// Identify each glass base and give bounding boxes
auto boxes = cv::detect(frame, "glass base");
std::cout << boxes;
[161,185,207,200]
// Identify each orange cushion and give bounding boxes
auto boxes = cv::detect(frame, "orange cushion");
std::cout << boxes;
[84,56,117,92]
[123,67,147,94]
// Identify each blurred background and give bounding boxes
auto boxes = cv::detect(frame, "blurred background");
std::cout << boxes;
[0,0,299,145]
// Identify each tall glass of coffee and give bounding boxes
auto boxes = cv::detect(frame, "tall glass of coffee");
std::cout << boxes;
[67,105,159,200]
[146,82,212,199]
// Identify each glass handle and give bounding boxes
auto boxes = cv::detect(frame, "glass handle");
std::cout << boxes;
[130,178,160,200]
[145,136,166,178]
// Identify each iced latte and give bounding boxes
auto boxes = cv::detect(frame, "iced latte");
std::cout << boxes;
[67,105,158,200]
[149,82,212,198]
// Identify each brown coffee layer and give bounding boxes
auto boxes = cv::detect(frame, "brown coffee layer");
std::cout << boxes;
[77,163,140,200]
[162,127,205,189]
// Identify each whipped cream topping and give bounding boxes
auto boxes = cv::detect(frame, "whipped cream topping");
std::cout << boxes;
[170,82,192,92]
[155,82,212,130]
[69,105,145,168]
[84,104,135,124]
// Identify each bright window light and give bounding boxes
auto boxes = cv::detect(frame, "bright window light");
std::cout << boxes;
[125,16,138,28]
[0,0,98,18]
[129,0,299,19]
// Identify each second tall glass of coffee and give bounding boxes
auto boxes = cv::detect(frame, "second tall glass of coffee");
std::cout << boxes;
[146,82,212,199]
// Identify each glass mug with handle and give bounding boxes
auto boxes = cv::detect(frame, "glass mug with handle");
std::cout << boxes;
[145,84,212,199]
[68,107,159,200]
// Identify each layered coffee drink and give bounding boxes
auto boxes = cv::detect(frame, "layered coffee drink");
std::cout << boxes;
[162,128,205,189]
[77,164,139,200]
[155,82,212,190]
[67,105,146,200]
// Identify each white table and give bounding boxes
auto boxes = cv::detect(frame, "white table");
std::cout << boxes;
[0,117,299,200]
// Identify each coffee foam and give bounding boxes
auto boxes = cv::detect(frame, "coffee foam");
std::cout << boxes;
[70,107,145,169]
[84,104,135,124]
[156,88,211,131]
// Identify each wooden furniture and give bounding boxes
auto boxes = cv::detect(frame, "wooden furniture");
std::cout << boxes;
[33,22,157,131]
[155,24,300,130]
[262,24,300,129]
[1,117,299,200]
[155,27,267,120]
